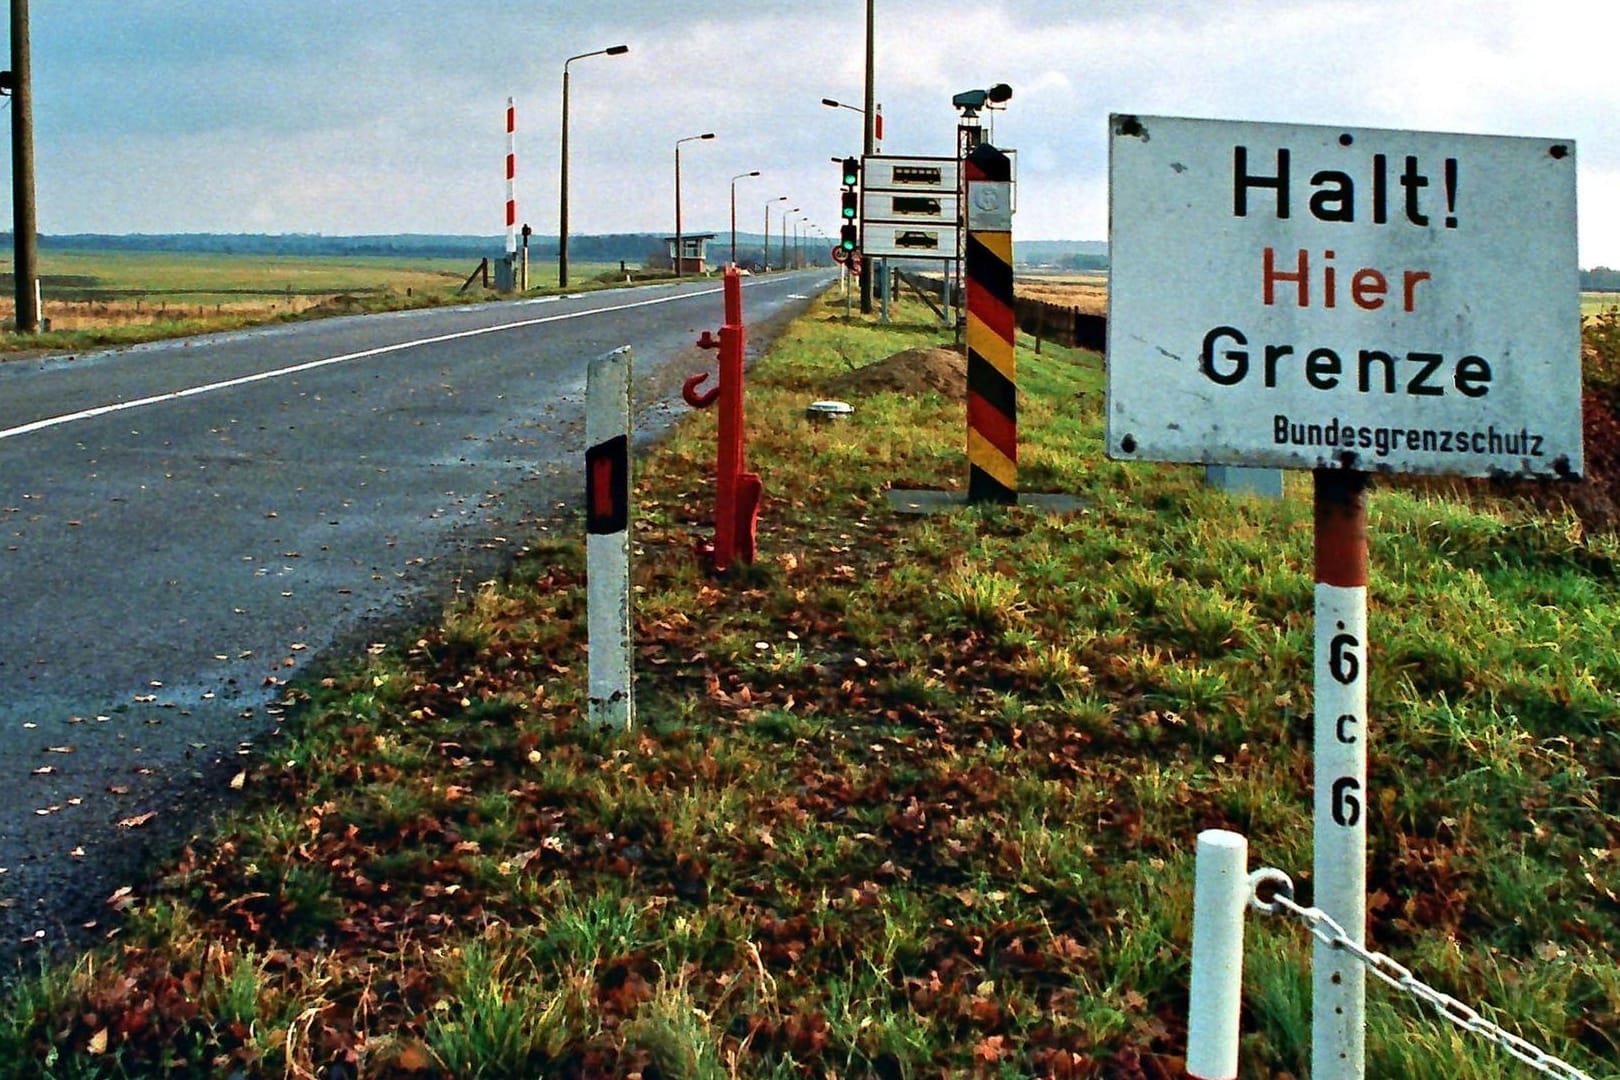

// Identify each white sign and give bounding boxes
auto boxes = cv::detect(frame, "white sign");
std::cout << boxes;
[861,155,959,194]
[860,221,954,260]
[862,189,958,228]
[1106,114,1582,480]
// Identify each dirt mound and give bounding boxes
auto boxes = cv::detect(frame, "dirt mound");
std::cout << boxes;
[823,346,967,401]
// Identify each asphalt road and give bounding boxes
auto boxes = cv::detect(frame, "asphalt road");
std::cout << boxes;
[0,270,835,960]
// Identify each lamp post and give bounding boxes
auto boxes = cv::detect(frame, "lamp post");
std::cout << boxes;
[5,0,39,333]
[780,206,798,272]
[729,170,759,267]
[763,195,786,271]
[674,132,715,278]
[560,43,629,289]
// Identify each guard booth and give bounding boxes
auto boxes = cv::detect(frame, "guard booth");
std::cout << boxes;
[665,234,716,275]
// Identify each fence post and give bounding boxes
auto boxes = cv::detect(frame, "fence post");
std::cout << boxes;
[586,346,634,729]
[1189,829,1248,1080]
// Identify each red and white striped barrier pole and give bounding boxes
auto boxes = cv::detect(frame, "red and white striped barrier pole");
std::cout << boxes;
[505,97,518,261]
[586,346,634,728]
[1313,468,1369,1080]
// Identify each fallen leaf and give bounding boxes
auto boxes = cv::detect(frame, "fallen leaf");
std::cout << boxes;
[117,811,157,829]
[86,1028,108,1055]
[229,771,246,790]
[394,1041,434,1072]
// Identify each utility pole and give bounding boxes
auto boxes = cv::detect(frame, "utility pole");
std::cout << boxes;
[860,0,875,314]
[7,0,40,333]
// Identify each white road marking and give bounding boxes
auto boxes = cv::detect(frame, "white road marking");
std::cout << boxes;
[0,286,726,443]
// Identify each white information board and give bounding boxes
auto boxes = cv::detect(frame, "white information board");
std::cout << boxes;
[1106,114,1582,480]
[862,190,958,229]
[862,156,959,194]
[860,221,954,260]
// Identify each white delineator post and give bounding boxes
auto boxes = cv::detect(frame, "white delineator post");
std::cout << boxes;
[505,97,518,258]
[1313,469,1369,1080]
[585,346,633,729]
[1188,829,1248,1080]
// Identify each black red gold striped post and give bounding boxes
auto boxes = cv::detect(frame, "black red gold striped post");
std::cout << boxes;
[964,143,1016,504]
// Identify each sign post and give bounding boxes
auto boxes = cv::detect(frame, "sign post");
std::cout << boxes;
[1311,467,1369,1077]
[1108,114,1580,1080]
[586,346,634,729]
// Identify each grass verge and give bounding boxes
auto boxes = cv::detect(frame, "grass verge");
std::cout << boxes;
[0,289,1615,1078]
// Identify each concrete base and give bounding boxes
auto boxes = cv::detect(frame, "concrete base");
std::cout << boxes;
[1204,466,1285,499]
[887,488,1089,515]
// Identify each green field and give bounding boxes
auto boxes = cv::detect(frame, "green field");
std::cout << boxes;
[0,249,624,349]
[0,288,1613,1077]
[27,248,482,303]
[1586,290,1620,317]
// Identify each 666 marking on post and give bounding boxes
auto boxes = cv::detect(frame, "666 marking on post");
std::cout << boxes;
[1326,625,1363,829]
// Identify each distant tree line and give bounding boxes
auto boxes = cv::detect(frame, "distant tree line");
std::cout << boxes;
[0,231,693,265]
[1583,267,1620,292]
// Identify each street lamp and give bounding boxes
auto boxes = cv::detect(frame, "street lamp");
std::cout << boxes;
[821,97,882,142]
[763,195,786,271]
[559,43,629,289]
[729,170,760,267]
[674,132,715,278]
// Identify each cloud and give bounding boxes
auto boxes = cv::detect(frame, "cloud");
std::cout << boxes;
[1,0,1614,264]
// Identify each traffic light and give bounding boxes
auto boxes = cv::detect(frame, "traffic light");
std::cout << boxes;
[839,156,860,255]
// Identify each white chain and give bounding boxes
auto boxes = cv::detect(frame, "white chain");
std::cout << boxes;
[1248,868,1601,1080]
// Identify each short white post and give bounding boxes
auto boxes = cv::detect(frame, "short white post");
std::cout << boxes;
[1188,829,1248,1080]
[585,346,633,729]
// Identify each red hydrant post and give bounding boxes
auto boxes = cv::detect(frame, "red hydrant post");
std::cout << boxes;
[680,266,760,573]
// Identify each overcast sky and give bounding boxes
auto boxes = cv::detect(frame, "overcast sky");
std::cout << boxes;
[5,0,1619,266]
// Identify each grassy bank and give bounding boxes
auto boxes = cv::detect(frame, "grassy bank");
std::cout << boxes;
[0,288,1615,1078]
